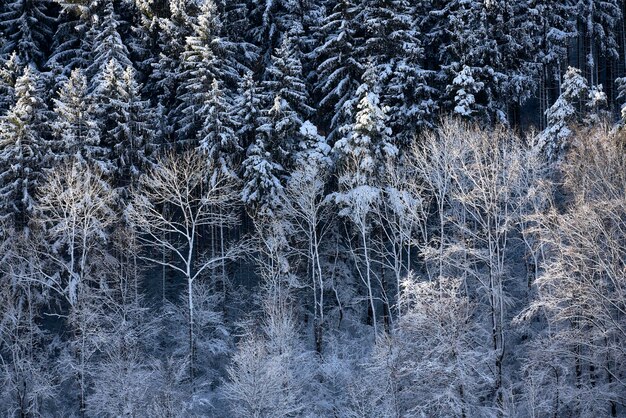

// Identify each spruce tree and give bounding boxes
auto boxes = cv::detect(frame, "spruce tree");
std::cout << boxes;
[0,0,54,66]
[0,66,50,226]
[197,79,241,178]
[51,68,104,166]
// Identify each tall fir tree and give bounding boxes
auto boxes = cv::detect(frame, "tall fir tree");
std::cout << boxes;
[0,0,55,66]
[311,0,362,141]
[197,79,241,178]
[51,68,105,166]
[0,52,22,112]
[334,81,396,187]
[0,66,50,226]
[175,0,246,143]
[86,0,132,80]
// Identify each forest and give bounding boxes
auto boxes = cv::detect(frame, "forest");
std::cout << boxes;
[2,0,626,416]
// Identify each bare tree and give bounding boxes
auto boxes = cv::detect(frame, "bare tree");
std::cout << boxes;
[127,150,243,384]
[279,158,332,352]
[34,160,116,307]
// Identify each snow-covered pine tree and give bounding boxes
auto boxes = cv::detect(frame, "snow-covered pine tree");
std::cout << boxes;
[0,66,50,226]
[576,0,622,85]
[147,0,195,145]
[311,0,362,141]
[431,0,536,123]
[234,70,265,155]
[47,0,94,75]
[0,52,21,112]
[92,57,124,173]
[110,65,154,191]
[0,0,54,66]
[175,0,245,144]
[241,133,284,217]
[265,31,314,120]
[448,65,484,119]
[355,0,434,139]
[334,81,396,187]
[197,79,241,178]
[51,68,104,166]
[538,66,607,160]
[85,0,132,80]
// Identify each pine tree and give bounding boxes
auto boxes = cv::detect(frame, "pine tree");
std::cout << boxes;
[86,0,132,80]
[311,0,362,140]
[92,58,124,169]
[0,0,54,66]
[148,0,195,145]
[576,0,622,84]
[265,31,314,119]
[538,67,606,160]
[241,133,284,216]
[0,66,50,225]
[355,0,434,137]
[334,82,396,187]
[197,79,241,178]
[448,65,484,118]
[47,0,93,74]
[51,68,104,166]
[431,0,537,123]
[111,66,154,191]
[0,52,21,112]
[234,71,265,154]
[175,0,248,142]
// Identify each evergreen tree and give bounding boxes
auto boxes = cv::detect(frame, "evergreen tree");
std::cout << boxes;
[0,52,21,112]
[576,0,622,84]
[431,0,537,123]
[197,79,241,178]
[334,82,396,187]
[47,0,93,74]
[51,68,104,166]
[234,71,265,154]
[111,66,154,191]
[92,57,124,167]
[538,66,606,160]
[86,0,132,80]
[311,0,362,140]
[175,0,245,142]
[0,0,55,66]
[0,66,50,225]
[148,0,195,145]
[241,134,284,216]
[355,0,435,136]
[265,31,314,119]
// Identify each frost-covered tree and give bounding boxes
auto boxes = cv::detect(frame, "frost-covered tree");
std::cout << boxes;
[391,276,493,416]
[538,67,606,160]
[0,52,21,112]
[355,0,434,136]
[127,151,243,385]
[0,230,55,416]
[51,68,104,165]
[311,0,362,140]
[0,66,49,226]
[34,160,116,308]
[265,31,314,119]
[334,82,396,187]
[197,79,241,178]
[110,65,154,191]
[432,0,536,123]
[85,0,132,79]
[175,0,246,142]
[0,0,54,66]
[234,70,264,153]
[241,133,284,216]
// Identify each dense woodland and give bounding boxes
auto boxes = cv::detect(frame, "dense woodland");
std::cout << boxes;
[2,0,626,416]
